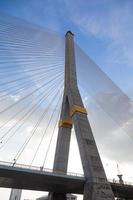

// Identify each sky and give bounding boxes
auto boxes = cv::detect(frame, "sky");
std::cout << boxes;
[0,0,133,199]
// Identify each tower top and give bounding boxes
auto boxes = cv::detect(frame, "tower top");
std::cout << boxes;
[65,31,74,36]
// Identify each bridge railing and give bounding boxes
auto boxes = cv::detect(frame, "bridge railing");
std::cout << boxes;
[0,160,133,185]
[0,160,84,178]
[108,179,133,186]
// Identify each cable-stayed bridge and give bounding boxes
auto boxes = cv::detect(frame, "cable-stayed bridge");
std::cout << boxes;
[0,12,133,200]
[0,161,133,199]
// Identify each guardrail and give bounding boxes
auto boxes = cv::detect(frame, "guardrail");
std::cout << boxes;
[108,179,133,186]
[0,160,133,186]
[0,160,84,178]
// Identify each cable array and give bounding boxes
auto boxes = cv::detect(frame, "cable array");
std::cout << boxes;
[1,11,132,173]
[0,12,65,168]
[76,44,133,140]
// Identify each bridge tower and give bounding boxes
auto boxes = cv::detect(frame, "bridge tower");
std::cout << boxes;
[49,31,114,200]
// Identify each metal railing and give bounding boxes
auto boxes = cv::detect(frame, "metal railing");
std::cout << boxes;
[108,179,133,186]
[0,160,84,178]
[0,160,133,186]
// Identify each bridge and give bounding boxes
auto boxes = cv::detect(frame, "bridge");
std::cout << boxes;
[0,12,133,200]
[0,161,133,199]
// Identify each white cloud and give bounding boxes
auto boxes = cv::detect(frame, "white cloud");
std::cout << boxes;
[1,1,133,199]
[62,0,133,71]
[9,94,21,102]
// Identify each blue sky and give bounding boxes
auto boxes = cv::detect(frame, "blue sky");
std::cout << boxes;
[0,0,133,98]
[0,0,133,199]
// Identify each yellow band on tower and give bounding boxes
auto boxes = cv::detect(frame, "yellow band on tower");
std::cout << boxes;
[59,119,73,129]
[70,105,87,117]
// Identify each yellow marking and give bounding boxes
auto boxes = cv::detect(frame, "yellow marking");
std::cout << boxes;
[70,105,87,117]
[59,119,72,129]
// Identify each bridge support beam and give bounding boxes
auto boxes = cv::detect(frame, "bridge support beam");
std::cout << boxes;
[49,31,115,200]
[49,95,72,199]
[53,95,72,173]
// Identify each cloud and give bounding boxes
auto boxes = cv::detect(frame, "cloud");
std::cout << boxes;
[0,2,133,196]
[85,94,133,164]
[62,0,133,75]
[76,45,133,166]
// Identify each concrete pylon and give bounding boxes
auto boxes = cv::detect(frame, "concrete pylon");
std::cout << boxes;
[9,189,22,200]
[49,31,114,200]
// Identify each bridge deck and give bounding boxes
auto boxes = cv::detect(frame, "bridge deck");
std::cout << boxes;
[0,162,133,199]
[0,162,84,194]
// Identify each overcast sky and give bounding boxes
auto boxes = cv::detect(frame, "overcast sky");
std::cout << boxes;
[0,0,133,199]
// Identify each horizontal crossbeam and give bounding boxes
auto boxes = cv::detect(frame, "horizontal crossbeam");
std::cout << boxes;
[70,105,87,117]
[59,119,73,128]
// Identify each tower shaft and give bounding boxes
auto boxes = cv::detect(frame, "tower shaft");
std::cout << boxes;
[50,32,114,200]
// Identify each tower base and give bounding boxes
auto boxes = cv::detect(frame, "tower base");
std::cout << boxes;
[48,192,67,200]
